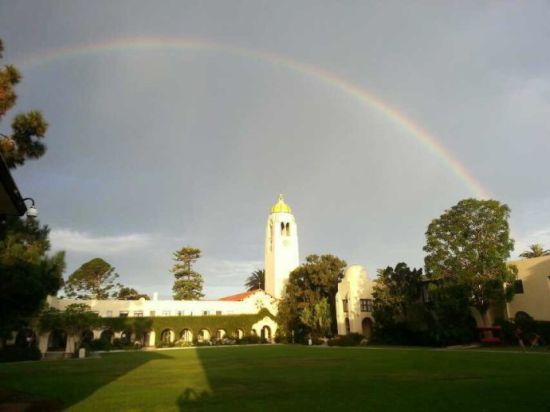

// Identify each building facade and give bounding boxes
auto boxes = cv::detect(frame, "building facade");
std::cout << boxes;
[335,265,375,338]
[506,255,550,321]
[25,195,302,355]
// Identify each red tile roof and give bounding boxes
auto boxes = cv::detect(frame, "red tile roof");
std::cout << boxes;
[218,290,260,301]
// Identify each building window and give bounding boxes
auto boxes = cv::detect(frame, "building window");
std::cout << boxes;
[134,311,143,317]
[149,311,156,317]
[119,311,129,317]
[162,311,171,316]
[360,299,373,312]
[216,311,222,315]
[203,311,209,316]
[106,310,113,317]
[514,280,524,294]
[342,299,348,313]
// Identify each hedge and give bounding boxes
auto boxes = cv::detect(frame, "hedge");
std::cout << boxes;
[100,308,276,345]
[0,346,42,363]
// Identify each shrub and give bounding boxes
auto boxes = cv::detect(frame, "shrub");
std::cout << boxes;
[238,335,261,344]
[327,333,365,347]
[174,339,194,347]
[494,317,550,346]
[274,335,290,344]
[0,346,42,363]
[89,338,112,351]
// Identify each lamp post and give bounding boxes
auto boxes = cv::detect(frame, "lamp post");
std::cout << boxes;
[22,198,38,218]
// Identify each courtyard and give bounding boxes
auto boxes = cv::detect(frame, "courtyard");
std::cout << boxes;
[1,345,549,411]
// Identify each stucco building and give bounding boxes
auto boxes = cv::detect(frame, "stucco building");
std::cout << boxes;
[335,265,375,338]
[334,256,550,338]
[506,255,550,321]
[27,195,299,356]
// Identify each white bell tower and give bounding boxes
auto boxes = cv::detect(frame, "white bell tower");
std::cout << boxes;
[264,194,299,299]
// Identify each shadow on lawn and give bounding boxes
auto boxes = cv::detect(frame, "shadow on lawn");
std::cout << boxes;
[0,350,172,410]
[177,387,213,409]
[175,345,276,411]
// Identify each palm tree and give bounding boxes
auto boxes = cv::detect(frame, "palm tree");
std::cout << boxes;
[519,243,550,259]
[245,269,265,291]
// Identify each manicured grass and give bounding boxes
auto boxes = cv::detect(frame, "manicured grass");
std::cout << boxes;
[1,345,550,411]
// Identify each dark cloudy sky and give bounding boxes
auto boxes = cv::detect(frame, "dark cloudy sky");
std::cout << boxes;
[1,1,549,298]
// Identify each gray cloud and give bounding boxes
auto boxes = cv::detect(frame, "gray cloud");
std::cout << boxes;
[1,1,549,296]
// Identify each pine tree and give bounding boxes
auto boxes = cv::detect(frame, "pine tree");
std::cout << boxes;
[64,258,121,299]
[171,247,204,300]
[0,38,65,346]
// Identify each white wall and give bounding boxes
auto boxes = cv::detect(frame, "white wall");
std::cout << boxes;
[336,265,375,336]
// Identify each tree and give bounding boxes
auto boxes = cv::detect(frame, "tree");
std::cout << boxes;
[300,297,332,337]
[245,269,265,291]
[0,38,64,347]
[278,254,346,339]
[117,287,150,300]
[0,218,65,345]
[64,258,121,299]
[519,244,550,259]
[372,263,433,344]
[424,198,517,318]
[171,246,204,300]
[0,40,48,169]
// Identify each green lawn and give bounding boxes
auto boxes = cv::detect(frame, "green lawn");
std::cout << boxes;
[1,345,550,411]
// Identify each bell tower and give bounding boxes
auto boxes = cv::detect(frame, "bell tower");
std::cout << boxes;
[264,194,299,299]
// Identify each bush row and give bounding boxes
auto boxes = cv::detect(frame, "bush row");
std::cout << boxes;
[0,346,42,362]
[327,333,366,347]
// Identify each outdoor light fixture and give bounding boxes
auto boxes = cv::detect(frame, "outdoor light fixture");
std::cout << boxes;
[23,197,38,218]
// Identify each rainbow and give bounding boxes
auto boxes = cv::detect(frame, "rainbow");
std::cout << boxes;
[15,36,490,198]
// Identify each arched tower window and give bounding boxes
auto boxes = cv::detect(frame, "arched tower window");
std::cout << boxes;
[281,222,285,236]
[286,222,290,236]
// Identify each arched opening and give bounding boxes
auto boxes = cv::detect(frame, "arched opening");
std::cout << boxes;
[180,329,193,343]
[235,328,244,340]
[120,330,132,345]
[361,317,373,339]
[160,329,174,345]
[345,318,351,334]
[15,328,37,348]
[286,222,290,236]
[251,328,258,336]
[47,329,67,351]
[281,222,285,235]
[198,329,211,343]
[216,329,226,340]
[261,325,271,342]
[100,329,114,343]
[81,330,94,346]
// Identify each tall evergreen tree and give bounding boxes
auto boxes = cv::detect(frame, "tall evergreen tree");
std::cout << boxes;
[0,38,65,346]
[0,40,48,169]
[171,246,204,300]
